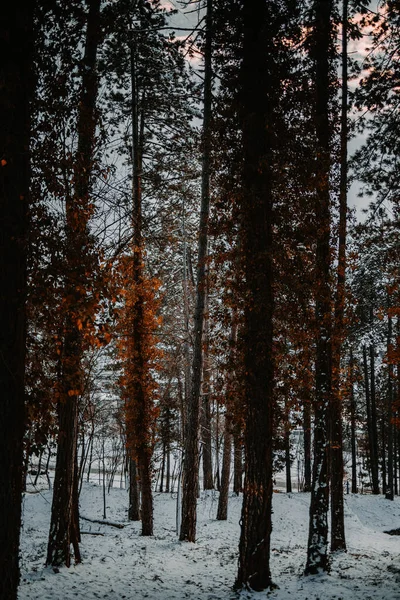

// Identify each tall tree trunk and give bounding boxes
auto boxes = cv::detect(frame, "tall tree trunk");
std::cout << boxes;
[305,0,333,576]
[127,26,153,536]
[303,400,312,492]
[369,344,380,494]
[181,196,191,442]
[363,346,374,490]
[382,416,387,494]
[233,424,243,495]
[394,423,398,496]
[217,319,237,520]
[0,4,33,596]
[216,417,232,520]
[47,0,101,567]
[166,441,171,493]
[236,0,275,590]
[386,314,394,500]
[201,290,214,489]
[350,349,358,493]
[128,458,140,520]
[330,0,348,552]
[285,409,292,494]
[180,0,213,543]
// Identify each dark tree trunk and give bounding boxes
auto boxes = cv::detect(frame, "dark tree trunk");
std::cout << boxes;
[303,401,312,492]
[201,296,214,490]
[363,345,376,492]
[394,425,398,496]
[217,319,237,519]
[139,454,153,536]
[159,444,165,492]
[125,20,154,537]
[233,424,243,495]
[369,344,380,494]
[382,416,387,495]
[236,0,275,590]
[215,400,221,491]
[330,0,348,553]
[47,386,81,566]
[216,418,232,520]
[350,350,358,493]
[47,0,101,567]
[305,0,333,576]
[386,314,394,500]
[166,442,171,493]
[128,458,140,520]
[0,4,33,596]
[284,417,292,494]
[180,0,213,543]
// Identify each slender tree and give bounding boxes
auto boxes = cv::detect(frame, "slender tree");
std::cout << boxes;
[330,0,348,553]
[305,0,334,575]
[180,0,213,543]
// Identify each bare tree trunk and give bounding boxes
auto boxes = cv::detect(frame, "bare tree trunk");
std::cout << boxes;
[330,0,348,552]
[386,314,394,500]
[233,424,243,495]
[166,442,171,493]
[180,0,213,543]
[201,291,214,490]
[47,0,101,567]
[305,0,333,575]
[216,418,232,520]
[0,4,33,596]
[350,350,358,493]
[128,458,140,521]
[363,345,376,493]
[369,344,380,494]
[303,401,312,492]
[126,22,154,537]
[236,0,275,590]
[284,410,292,494]
[159,444,165,492]
[217,319,237,519]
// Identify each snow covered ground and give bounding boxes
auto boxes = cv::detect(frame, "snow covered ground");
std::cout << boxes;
[18,483,400,600]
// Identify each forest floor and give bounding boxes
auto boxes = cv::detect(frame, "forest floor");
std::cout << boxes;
[18,480,400,600]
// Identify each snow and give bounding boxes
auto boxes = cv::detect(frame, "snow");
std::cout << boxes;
[18,483,400,600]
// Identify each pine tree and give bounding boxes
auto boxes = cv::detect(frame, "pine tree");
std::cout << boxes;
[236,0,277,589]
[305,0,335,575]
[180,0,213,544]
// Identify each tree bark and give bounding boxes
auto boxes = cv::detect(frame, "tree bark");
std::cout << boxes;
[180,0,213,543]
[350,349,358,493]
[305,0,333,575]
[128,458,140,520]
[330,0,348,552]
[303,400,312,492]
[217,319,237,519]
[233,424,243,495]
[126,25,154,536]
[201,291,214,490]
[47,0,101,567]
[216,417,232,520]
[369,344,380,494]
[284,413,292,494]
[236,0,275,590]
[386,314,394,500]
[0,4,33,596]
